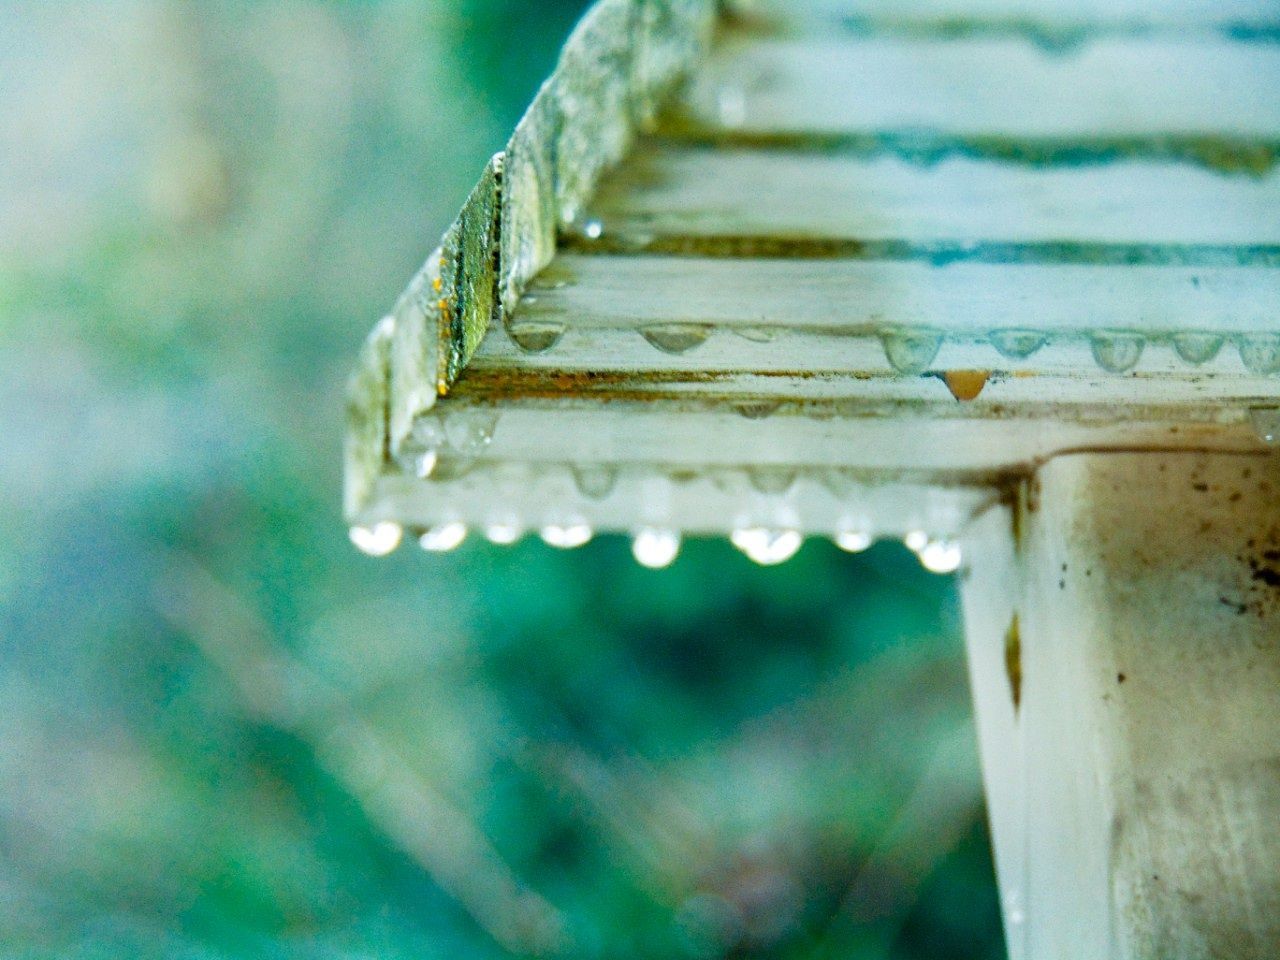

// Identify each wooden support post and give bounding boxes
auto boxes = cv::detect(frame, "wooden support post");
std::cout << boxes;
[961,452,1280,960]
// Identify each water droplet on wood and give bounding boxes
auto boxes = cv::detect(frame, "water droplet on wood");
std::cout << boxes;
[880,328,943,374]
[350,522,403,557]
[918,539,963,574]
[410,449,439,479]
[733,325,778,343]
[444,409,498,455]
[1090,332,1145,373]
[820,469,860,500]
[1238,334,1280,374]
[632,528,681,569]
[1172,332,1224,365]
[541,523,593,549]
[989,329,1047,359]
[834,521,873,553]
[507,320,566,354]
[641,323,713,355]
[1249,408,1280,444]
[731,527,802,566]
[572,465,618,500]
[419,522,468,553]
[484,520,524,545]
[747,467,796,496]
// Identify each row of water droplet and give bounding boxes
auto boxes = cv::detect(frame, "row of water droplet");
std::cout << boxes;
[349,519,963,573]
[396,427,950,504]
[505,314,1280,375]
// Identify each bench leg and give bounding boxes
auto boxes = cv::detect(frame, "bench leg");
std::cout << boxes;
[960,452,1280,959]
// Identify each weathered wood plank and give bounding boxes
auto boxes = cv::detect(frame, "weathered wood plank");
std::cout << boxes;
[673,37,1280,147]
[486,257,1280,403]
[582,146,1280,248]
[520,255,1280,337]
[735,0,1280,33]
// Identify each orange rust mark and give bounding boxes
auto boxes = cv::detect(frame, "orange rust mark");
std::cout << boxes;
[944,369,991,402]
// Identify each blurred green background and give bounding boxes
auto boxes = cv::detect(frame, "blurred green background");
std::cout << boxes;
[0,2,1005,957]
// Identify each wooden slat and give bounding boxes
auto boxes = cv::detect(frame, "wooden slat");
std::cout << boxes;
[367,395,1262,485]
[740,0,1280,32]
[583,146,1280,248]
[468,254,1280,407]
[520,255,1280,336]
[674,37,1280,142]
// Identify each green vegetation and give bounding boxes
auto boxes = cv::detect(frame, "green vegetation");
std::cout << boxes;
[0,3,1004,957]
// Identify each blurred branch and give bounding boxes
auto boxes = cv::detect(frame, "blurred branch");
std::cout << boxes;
[151,553,568,956]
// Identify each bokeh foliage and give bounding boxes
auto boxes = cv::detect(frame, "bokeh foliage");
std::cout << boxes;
[0,3,1005,957]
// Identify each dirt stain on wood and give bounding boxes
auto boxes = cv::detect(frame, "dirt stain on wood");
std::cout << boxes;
[1005,614,1023,713]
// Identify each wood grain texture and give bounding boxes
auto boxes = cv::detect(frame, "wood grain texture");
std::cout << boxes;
[584,146,1280,247]
[674,36,1280,141]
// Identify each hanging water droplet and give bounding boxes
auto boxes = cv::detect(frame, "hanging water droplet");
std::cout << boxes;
[1172,332,1224,366]
[484,520,524,545]
[833,521,873,553]
[733,400,782,420]
[1090,331,1145,373]
[582,219,604,240]
[904,530,929,553]
[506,320,566,354]
[709,468,748,495]
[880,328,943,375]
[400,415,447,472]
[747,467,797,496]
[443,409,498,455]
[413,449,439,479]
[731,527,803,566]
[419,522,468,553]
[820,468,860,500]
[918,539,963,574]
[541,522,593,549]
[1238,334,1280,374]
[733,325,778,344]
[989,329,1047,359]
[632,527,681,569]
[350,522,403,557]
[1249,407,1280,444]
[572,465,618,500]
[640,323,713,355]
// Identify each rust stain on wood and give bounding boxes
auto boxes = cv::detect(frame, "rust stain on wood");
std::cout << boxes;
[944,369,992,401]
